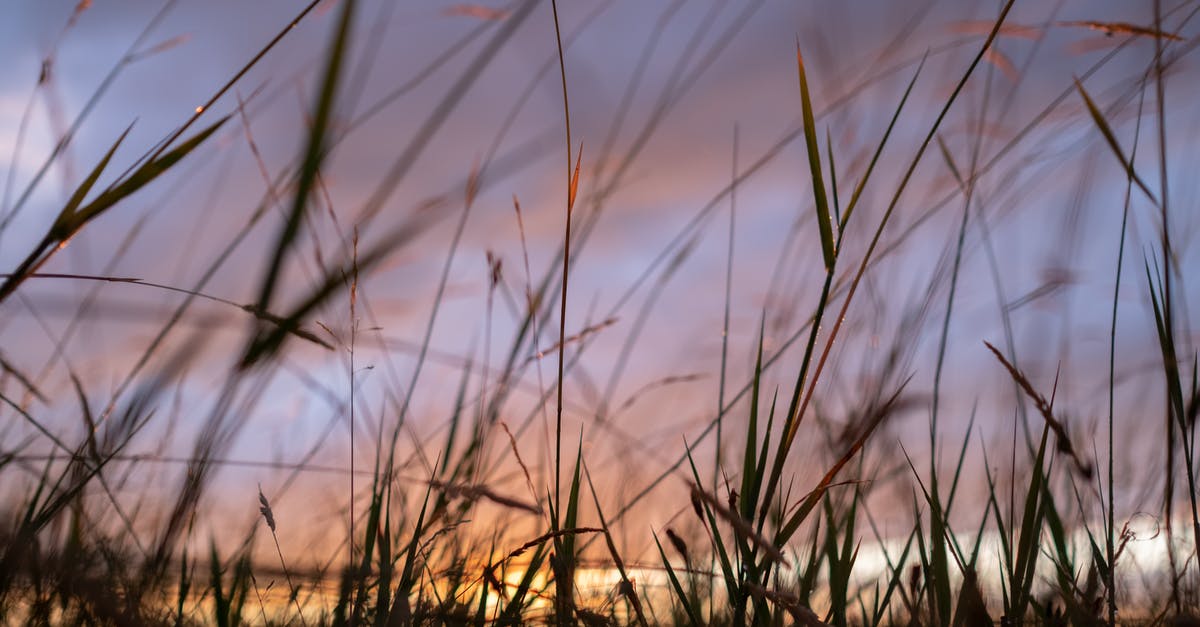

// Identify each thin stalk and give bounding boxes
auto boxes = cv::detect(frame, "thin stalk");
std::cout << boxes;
[1107,84,1146,627]
[550,3,581,624]
[550,0,573,525]
[716,124,738,490]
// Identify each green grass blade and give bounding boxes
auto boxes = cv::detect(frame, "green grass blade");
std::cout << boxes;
[80,116,228,227]
[394,479,435,622]
[823,498,850,627]
[440,355,476,480]
[795,44,835,271]
[899,444,952,626]
[553,435,584,623]
[825,127,841,226]
[797,514,824,606]
[0,125,134,305]
[739,322,765,522]
[1011,424,1050,621]
[871,528,915,626]
[57,124,133,233]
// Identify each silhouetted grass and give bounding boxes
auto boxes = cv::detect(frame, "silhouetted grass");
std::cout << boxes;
[1,0,1198,625]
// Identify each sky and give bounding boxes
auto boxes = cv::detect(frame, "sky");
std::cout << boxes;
[0,0,1198,569]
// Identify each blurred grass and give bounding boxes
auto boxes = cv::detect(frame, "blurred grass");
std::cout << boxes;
[0,0,1198,625]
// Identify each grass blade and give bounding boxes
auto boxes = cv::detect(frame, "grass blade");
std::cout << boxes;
[1073,78,1158,205]
[255,0,357,313]
[795,43,835,271]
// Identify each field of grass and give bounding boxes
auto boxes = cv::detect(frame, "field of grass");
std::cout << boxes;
[0,0,1198,624]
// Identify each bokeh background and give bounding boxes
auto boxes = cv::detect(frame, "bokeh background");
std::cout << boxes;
[0,0,1196,578]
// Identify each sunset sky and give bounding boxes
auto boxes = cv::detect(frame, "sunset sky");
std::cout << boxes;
[1,0,1197,567]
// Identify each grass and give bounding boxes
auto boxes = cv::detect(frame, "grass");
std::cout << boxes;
[0,0,1198,624]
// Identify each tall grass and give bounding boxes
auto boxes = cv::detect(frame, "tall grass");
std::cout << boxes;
[0,0,1197,625]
